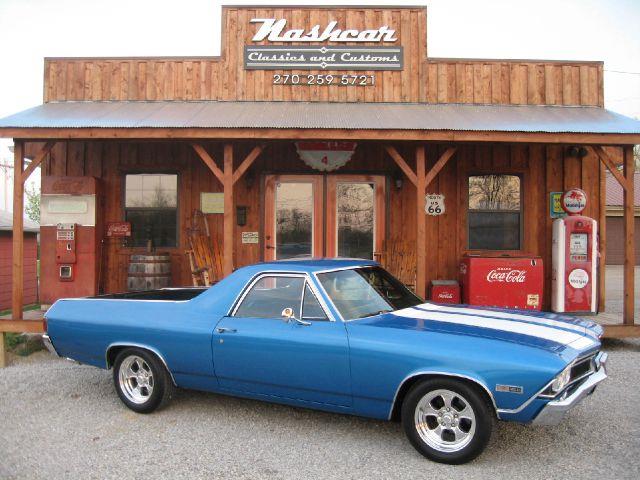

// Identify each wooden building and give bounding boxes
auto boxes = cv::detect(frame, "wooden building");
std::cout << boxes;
[0,210,38,311]
[0,5,638,350]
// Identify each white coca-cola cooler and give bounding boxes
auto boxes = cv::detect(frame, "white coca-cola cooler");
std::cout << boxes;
[459,255,544,311]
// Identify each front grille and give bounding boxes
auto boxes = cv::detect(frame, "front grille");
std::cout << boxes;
[570,354,596,384]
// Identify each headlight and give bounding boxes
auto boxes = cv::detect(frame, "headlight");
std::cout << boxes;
[549,365,572,394]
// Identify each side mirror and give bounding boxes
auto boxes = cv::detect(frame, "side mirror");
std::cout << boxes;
[281,307,294,321]
[281,307,311,326]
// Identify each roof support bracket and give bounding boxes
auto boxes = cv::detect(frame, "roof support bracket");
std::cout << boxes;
[191,143,224,184]
[385,145,417,186]
[233,145,264,185]
[591,146,628,191]
[21,141,55,184]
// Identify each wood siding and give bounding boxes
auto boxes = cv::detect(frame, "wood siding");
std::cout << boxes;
[42,7,603,106]
[0,233,38,310]
[40,140,613,309]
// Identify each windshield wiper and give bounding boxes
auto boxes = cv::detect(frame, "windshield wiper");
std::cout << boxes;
[357,309,393,319]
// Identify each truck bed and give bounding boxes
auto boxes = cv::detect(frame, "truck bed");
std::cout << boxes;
[90,288,208,301]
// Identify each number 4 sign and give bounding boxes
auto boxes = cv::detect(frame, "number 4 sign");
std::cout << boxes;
[425,194,445,216]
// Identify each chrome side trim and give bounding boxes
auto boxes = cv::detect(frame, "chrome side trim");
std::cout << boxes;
[105,342,177,386]
[42,334,60,357]
[388,371,498,420]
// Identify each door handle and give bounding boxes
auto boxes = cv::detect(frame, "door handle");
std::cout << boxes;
[216,327,237,334]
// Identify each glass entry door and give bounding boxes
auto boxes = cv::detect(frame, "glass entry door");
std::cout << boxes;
[326,175,385,261]
[264,175,324,261]
[264,174,385,261]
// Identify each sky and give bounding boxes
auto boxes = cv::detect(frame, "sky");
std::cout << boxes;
[0,0,639,209]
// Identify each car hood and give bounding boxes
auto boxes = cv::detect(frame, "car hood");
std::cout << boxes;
[361,302,602,355]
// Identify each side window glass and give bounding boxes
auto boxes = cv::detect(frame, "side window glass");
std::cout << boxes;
[235,276,304,318]
[302,283,328,321]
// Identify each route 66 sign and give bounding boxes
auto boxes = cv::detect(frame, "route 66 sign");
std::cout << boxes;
[425,194,445,216]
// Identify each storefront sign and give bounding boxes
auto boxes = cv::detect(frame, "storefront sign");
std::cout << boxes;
[106,222,131,237]
[295,141,356,171]
[549,192,566,218]
[201,192,224,214]
[561,188,587,215]
[241,232,259,244]
[246,18,403,71]
[245,46,403,71]
[250,18,398,43]
[425,194,445,216]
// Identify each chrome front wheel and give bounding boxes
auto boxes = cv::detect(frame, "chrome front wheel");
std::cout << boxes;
[414,389,476,452]
[402,378,493,464]
[118,355,155,404]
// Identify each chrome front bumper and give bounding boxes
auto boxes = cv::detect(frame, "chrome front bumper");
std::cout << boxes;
[532,352,608,426]
[42,334,60,357]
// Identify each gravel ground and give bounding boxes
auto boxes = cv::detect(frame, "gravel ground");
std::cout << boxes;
[1,340,639,480]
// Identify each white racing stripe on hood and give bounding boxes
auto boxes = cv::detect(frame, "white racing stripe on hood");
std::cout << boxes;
[393,307,593,347]
[418,303,598,338]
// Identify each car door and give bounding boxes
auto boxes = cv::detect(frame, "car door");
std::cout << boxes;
[212,273,352,408]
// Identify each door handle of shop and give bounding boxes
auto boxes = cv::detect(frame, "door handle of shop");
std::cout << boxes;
[216,327,237,334]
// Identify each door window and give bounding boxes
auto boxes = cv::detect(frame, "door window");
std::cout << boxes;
[276,182,314,259]
[336,183,375,259]
[302,283,328,321]
[234,276,304,318]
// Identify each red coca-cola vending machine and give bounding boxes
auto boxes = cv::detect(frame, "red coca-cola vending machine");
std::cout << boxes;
[459,255,544,311]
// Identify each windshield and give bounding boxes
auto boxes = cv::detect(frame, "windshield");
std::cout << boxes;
[317,267,423,320]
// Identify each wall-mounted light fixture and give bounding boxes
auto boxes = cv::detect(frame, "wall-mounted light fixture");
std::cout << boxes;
[245,172,255,190]
[566,146,589,158]
[393,172,403,190]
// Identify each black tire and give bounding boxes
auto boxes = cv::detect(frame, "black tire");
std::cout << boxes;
[401,378,494,464]
[112,348,175,414]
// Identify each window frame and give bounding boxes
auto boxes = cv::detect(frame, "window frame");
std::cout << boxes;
[230,272,334,322]
[122,172,180,249]
[466,173,524,252]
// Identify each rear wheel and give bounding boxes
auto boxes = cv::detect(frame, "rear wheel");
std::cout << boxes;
[113,348,174,413]
[401,378,493,464]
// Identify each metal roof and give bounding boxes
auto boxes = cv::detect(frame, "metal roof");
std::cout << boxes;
[0,101,639,134]
[0,210,39,233]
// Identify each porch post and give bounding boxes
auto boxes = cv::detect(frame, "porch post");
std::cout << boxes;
[223,144,234,276]
[623,146,635,325]
[416,145,427,298]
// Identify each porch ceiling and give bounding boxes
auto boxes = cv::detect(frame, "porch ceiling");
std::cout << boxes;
[1,101,640,144]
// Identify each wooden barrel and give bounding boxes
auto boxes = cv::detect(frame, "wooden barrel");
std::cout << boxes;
[127,254,171,291]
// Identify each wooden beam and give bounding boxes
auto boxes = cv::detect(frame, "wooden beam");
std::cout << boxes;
[0,320,46,333]
[21,141,55,184]
[592,146,628,191]
[2,127,640,145]
[598,161,606,311]
[416,145,427,299]
[622,145,635,325]
[4,140,25,368]
[191,143,224,184]
[424,147,457,187]
[232,145,263,185]
[385,145,418,186]
[223,144,234,277]
[602,324,640,338]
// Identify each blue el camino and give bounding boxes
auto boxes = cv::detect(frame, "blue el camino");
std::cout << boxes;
[43,259,607,464]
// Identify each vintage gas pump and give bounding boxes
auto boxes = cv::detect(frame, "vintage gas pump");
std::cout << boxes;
[551,188,598,314]
[40,177,101,306]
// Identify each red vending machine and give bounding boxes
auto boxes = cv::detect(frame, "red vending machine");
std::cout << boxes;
[40,177,101,306]
[459,255,544,311]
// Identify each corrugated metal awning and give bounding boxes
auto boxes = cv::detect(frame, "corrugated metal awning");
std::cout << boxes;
[1,101,639,135]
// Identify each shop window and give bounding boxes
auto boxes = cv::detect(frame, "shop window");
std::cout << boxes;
[468,175,521,250]
[124,174,178,248]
